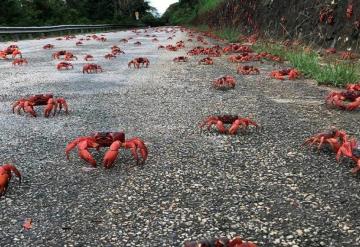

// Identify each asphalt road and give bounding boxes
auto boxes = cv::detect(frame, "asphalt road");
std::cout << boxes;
[0,27,359,247]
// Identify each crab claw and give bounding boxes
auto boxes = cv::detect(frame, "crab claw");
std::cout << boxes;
[336,139,356,161]
[0,164,21,198]
[351,159,360,173]
[103,141,121,169]
[1,164,21,183]
[24,102,36,117]
[78,140,98,167]
[44,98,58,117]
[127,138,148,162]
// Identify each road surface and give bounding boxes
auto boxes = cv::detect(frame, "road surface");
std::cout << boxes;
[0,27,359,247]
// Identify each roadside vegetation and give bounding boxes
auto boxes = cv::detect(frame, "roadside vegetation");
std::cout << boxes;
[253,43,359,87]
[162,0,224,25]
[192,25,359,87]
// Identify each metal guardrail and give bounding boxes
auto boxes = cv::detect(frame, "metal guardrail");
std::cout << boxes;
[0,24,144,40]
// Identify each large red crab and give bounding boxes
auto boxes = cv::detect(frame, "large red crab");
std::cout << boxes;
[303,128,349,153]
[2,45,22,58]
[326,90,360,111]
[270,68,299,80]
[83,63,103,73]
[66,132,148,168]
[12,94,69,117]
[213,76,236,90]
[0,164,21,198]
[128,57,150,69]
[184,236,257,247]
[200,115,259,135]
[304,128,360,173]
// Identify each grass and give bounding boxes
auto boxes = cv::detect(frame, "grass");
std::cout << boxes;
[214,28,239,43]
[252,42,359,87]
[198,0,225,14]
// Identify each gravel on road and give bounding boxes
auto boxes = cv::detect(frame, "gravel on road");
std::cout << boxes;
[0,27,359,247]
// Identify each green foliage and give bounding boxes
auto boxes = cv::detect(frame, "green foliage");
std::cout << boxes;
[315,64,358,87]
[163,0,224,25]
[0,0,154,26]
[198,0,224,14]
[214,28,239,43]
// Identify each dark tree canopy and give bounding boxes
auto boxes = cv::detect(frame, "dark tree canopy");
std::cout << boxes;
[0,0,159,26]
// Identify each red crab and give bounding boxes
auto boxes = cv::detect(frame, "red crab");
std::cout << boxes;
[84,54,94,61]
[184,236,257,247]
[326,90,360,111]
[325,48,337,54]
[237,65,260,75]
[223,44,252,53]
[57,62,73,70]
[83,63,103,73]
[12,94,68,117]
[257,52,282,62]
[198,57,213,65]
[43,44,54,49]
[200,115,259,135]
[213,75,236,89]
[105,53,116,60]
[340,51,355,60]
[134,41,142,46]
[76,41,83,46]
[52,50,67,59]
[119,38,128,43]
[346,4,353,19]
[346,83,360,91]
[2,45,21,58]
[304,128,360,173]
[64,52,77,61]
[303,128,348,153]
[158,45,165,49]
[166,45,178,51]
[12,58,28,66]
[228,53,255,63]
[270,68,299,80]
[0,51,8,59]
[65,132,148,168]
[128,57,150,69]
[111,47,125,55]
[11,49,22,58]
[152,38,159,42]
[176,41,185,48]
[0,164,21,198]
[319,7,335,25]
[173,56,188,62]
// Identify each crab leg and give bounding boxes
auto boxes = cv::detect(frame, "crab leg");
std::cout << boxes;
[57,98,69,114]
[126,138,148,162]
[44,98,58,117]
[24,101,36,117]
[103,141,121,169]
